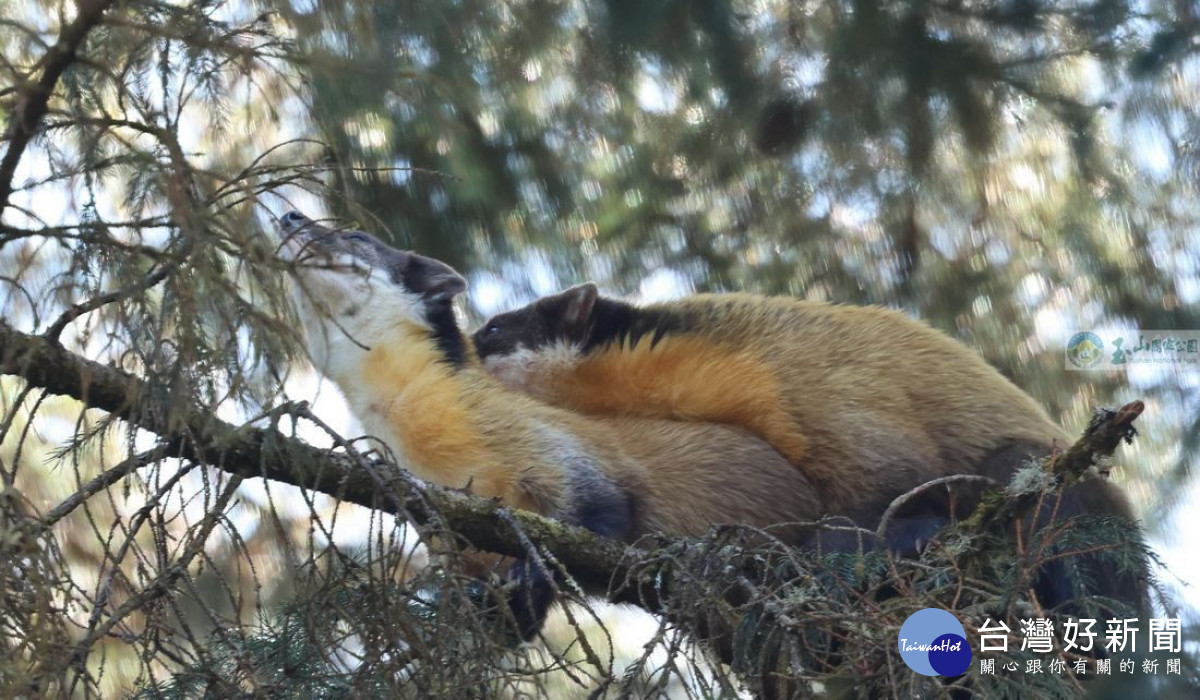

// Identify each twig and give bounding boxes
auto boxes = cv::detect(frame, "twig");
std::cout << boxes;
[38,446,169,529]
[66,472,244,674]
[875,474,999,543]
[43,264,173,342]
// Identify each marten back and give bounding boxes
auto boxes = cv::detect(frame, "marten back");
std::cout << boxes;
[474,285,1073,516]
[474,283,1146,619]
[604,417,821,541]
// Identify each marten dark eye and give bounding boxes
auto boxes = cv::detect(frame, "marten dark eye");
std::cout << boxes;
[484,322,500,335]
[344,232,368,243]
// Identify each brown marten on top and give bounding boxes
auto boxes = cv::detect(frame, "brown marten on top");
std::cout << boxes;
[473,282,1147,615]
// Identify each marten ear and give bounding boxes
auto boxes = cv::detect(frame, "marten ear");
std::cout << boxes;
[404,253,467,301]
[537,283,598,332]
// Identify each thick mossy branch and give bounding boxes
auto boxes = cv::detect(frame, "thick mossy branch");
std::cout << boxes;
[2,321,1165,698]
[1051,401,1144,480]
[0,318,1143,586]
[0,319,1147,665]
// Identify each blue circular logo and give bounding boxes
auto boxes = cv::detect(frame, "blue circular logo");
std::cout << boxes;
[1066,332,1104,368]
[898,608,972,677]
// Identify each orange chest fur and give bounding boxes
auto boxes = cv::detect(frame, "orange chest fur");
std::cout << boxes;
[359,345,500,487]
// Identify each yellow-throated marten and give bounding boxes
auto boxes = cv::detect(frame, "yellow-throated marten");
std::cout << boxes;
[474,283,1110,513]
[472,282,1146,612]
[275,211,823,636]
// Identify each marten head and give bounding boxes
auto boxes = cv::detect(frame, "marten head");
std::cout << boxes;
[277,211,468,370]
[473,283,687,389]
[471,283,599,388]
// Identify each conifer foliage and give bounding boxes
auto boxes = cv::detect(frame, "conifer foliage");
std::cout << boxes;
[1,1,1197,698]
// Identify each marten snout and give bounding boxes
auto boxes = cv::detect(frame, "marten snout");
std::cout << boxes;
[277,210,323,241]
[275,211,466,304]
[280,210,308,227]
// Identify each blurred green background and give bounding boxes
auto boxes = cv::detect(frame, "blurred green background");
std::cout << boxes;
[1,0,1198,695]
[283,0,1199,503]
[279,0,1200,625]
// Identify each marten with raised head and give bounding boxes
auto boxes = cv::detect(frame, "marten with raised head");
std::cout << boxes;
[275,211,822,637]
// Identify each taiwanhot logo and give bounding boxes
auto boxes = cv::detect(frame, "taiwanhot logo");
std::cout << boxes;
[898,608,972,677]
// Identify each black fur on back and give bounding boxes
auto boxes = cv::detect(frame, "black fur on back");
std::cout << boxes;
[583,298,691,354]
[424,299,468,369]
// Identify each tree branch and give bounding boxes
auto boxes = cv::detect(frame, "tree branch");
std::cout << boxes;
[0,0,118,211]
[42,263,174,341]
[964,401,1145,532]
[39,446,168,529]
[0,319,1149,697]
[0,320,632,587]
[0,317,1145,592]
